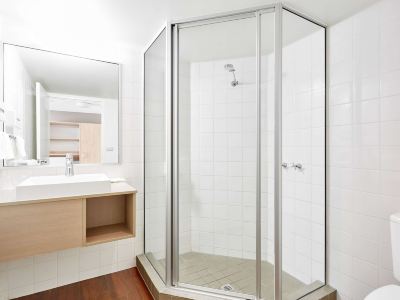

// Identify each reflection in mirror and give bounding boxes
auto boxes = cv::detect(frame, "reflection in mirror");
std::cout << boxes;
[2,44,119,166]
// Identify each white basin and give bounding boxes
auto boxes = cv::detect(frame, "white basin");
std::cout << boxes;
[16,173,111,200]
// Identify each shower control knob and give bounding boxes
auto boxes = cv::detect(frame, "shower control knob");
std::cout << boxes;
[282,162,289,169]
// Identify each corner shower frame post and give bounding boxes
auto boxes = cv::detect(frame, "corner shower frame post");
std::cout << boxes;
[165,22,174,287]
[274,3,283,300]
[255,9,262,300]
[171,22,180,286]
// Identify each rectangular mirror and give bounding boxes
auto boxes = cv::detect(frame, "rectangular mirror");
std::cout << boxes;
[1,44,120,167]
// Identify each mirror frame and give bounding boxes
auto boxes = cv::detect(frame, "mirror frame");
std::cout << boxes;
[0,42,122,167]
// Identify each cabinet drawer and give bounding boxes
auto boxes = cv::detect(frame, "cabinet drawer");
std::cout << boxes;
[0,199,83,261]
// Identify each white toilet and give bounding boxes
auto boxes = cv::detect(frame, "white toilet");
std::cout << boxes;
[365,213,400,299]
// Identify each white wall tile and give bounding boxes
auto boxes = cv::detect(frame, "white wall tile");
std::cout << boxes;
[328,1,400,298]
[381,70,400,97]
[381,95,400,121]
[34,257,57,285]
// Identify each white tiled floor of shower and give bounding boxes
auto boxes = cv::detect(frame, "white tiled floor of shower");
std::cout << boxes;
[154,252,322,299]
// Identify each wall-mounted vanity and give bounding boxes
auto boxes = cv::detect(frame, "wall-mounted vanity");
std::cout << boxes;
[0,180,136,262]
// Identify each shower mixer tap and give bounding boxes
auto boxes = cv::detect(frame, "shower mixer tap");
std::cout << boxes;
[293,163,303,171]
[281,162,303,171]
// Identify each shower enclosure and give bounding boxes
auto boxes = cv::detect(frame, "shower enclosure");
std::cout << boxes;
[144,4,326,300]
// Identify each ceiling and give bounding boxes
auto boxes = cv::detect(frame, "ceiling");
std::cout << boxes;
[179,10,323,62]
[0,0,381,51]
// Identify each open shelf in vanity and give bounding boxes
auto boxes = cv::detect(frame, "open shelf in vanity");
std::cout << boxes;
[84,193,135,245]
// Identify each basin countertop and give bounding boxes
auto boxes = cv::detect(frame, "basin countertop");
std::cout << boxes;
[17,173,110,186]
[16,173,112,201]
[0,181,137,206]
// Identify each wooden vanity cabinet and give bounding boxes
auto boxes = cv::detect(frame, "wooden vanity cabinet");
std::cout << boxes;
[0,199,83,261]
[0,189,136,262]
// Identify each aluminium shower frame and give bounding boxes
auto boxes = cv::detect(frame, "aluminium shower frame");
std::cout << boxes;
[143,3,327,300]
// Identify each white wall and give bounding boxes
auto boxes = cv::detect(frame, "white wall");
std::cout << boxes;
[327,0,400,299]
[0,18,144,300]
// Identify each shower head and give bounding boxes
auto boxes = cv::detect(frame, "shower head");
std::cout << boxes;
[224,64,239,87]
[224,64,235,72]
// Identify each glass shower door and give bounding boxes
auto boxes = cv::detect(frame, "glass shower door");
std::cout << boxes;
[175,14,259,297]
[260,11,276,300]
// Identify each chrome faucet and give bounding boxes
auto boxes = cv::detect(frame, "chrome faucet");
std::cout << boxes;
[65,153,74,176]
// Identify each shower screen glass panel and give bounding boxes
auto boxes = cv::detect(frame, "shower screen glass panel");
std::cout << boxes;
[260,11,276,300]
[177,15,258,297]
[281,9,326,297]
[144,29,167,282]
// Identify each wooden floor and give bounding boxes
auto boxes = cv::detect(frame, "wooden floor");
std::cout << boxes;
[15,268,153,300]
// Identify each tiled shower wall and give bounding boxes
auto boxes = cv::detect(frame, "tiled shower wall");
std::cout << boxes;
[179,61,193,255]
[189,56,259,259]
[327,0,400,299]
[0,23,144,299]
[281,28,325,285]
[188,27,325,285]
